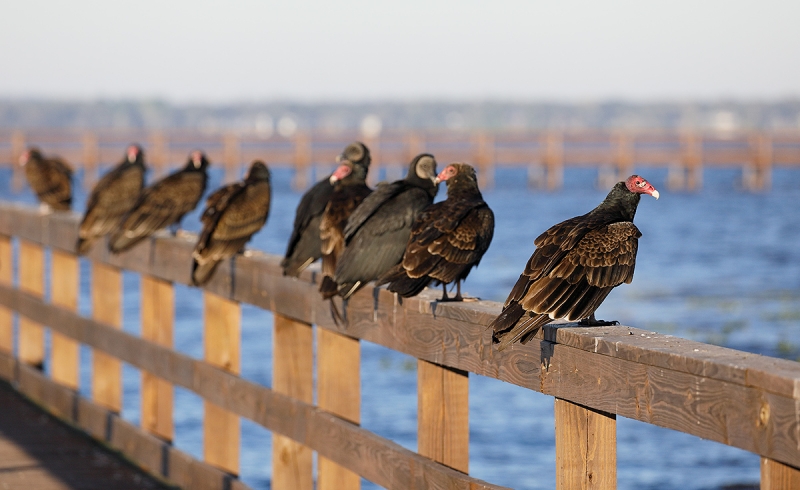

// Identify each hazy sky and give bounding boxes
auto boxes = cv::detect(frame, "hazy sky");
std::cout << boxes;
[1,0,798,102]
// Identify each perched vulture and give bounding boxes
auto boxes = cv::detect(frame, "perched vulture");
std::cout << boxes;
[109,151,209,253]
[331,153,439,301]
[191,160,271,286]
[76,145,147,255]
[19,147,73,211]
[281,142,371,276]
[318,159,372,298]
[490,175,659,350]
[377,163,494,301]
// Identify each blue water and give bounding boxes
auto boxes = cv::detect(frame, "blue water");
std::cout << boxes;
[5,162,800,490]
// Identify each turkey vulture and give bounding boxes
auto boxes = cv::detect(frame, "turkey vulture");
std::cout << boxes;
[281,142,371,276]
[490,175,659,350]
[318,159,372,298]
[191,160,271,286]
[76,145,147,255]
[19,147,73,211]
[377,163,494,301]
[108,151,209,253]
[331,153,439,301]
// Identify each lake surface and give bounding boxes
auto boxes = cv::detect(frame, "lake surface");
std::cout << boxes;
[4,162,800,490]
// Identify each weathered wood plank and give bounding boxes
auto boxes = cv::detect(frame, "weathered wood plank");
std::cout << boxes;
[418,360,469,474]
[0,296,510,489]
[141,274,174,441]
[19,240,45,368]
[761,457,800,490]
[92,262,122,412]
[50,249,79,389]
[0,234,11,354]
[203,291,240,475]
[555,398,616,490]
[273,313,314,490]
[317,328,361,490]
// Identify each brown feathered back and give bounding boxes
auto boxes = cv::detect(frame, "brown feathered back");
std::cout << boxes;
[20,148,73,211]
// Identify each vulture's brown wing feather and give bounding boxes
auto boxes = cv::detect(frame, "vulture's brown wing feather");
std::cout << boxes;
[26,157,73,210]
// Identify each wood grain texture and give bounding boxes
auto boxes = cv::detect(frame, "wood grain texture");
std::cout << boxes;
[555,398,616,490]
[273,313,314,490]
[0,235,11,353]
[317,328,361,490]
[91,262,122,412]
[0,298,509,490]
[141,274,174,441]
[761,457,800,490]
[203,291,240,475]
[50,250,79,389]
[19,240,45,367]
[418,360,469,473]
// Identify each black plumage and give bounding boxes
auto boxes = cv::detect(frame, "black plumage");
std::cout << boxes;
[76,145,147,255]
[490,175,659,350]
[332,153,439,300]
[191,160,271,286]
[377,163,494,301]
[318,159,372,298]
[19,147,73,211]
[281,142,371,276]
[109,151,209,253]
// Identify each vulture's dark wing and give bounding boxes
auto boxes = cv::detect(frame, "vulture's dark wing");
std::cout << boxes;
[319,184,372,278]
[109,170,207,252]
[342,181,405,241]
[80,164,145,239]
[282,178,333,275]
[26,157,73,210]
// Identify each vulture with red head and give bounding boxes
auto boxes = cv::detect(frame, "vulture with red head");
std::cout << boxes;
[76,145,147,255]
[331,153,439,301]
[109,151,209,253]
[191,160,271,286]
[377,163,494,301]
[19,147,73,211]
[281,142,371,276]
[491,175,659,350]
[318,156,372,298]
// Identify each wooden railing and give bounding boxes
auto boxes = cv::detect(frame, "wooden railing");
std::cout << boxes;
[1,201,800,489]
[3,128,800,191]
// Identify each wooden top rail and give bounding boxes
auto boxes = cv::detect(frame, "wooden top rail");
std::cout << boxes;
[1,201,799,476]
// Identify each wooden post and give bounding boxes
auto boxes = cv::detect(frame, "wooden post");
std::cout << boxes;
[92,262,123,413]
[50,250,79,389]
[554,398,616,490]
[19,240,45,369]
[150,132,169,179]
[682,132,703,191]
[474,131,495,189]
[291,132,312,191]
[11,130,25,192]
[317,328,360,490]
[0,235,12,354]
[82,132,99,190]
[141,275,174,442]
[223,132,241,184]
[544,131,564,190]
[612,131,634,184]
[273,313,313,490]
[761,457,800,489]
[417,360,469,473]
[203,291,240,475]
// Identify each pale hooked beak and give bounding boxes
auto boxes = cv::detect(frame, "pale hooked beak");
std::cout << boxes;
[651,190,660,200]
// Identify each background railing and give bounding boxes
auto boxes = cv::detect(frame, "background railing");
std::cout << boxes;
[0,201,800,489]
[2,128,800,191]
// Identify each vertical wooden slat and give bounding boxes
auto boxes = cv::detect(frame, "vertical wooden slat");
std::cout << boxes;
[317,328,360,490]
[273,313,313,490]
[203,291,240,475]
[50,250,79,389]
[19,240,45,368]
[761,457,800,489]
[555,398,616,490]
[141,275,174,441]
[0,235,12,354]
[417,360,469,473]
[92,262,122,413]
